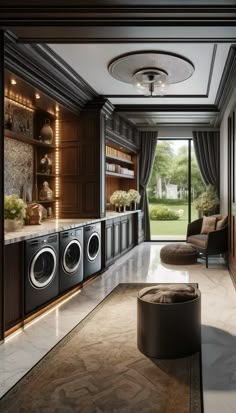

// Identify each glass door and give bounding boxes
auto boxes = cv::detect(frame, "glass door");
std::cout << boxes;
[148,139,204,241]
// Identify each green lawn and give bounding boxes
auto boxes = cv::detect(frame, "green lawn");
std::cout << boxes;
[149,202,198,237]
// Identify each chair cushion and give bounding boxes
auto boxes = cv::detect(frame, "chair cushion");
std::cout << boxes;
[138,283,199,304]
[187,234,208,248]
[200,216,216,234]
[216,215,227,230]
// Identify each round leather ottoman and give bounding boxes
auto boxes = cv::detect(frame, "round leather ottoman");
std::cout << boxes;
[160,243,198,265]
[137,284,201,359]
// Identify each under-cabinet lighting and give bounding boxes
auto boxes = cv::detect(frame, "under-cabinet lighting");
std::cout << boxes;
[55,115,60,219]
[5,95,34,112]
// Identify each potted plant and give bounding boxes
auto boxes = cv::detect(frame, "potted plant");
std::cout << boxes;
[110,190,129,212]
[193,185,219,217]
[4,194,27,232]
[128,189,141,210]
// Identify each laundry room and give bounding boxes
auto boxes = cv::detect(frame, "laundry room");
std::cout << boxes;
[3,42,142,338]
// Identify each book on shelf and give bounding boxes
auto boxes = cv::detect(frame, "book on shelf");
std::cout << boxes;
[106,145,132,162]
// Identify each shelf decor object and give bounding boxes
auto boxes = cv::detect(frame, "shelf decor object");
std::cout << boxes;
[39,154,53,174]
[39,181,54,201]
[39,119,54,144]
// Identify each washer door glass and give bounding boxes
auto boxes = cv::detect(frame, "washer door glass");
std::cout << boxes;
[87,232,100,261]
[63,240,82,274]
[29,247,57,289]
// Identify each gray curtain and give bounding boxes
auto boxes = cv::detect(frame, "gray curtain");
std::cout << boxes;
[139,131,158,241]
[192,131,220,193]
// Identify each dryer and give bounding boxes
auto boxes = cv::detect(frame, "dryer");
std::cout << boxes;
[60,227,83,294]
[83,222,101,280]
[25,233,59,315]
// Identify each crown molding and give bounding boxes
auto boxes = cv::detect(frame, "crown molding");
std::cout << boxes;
[4,36,98,114]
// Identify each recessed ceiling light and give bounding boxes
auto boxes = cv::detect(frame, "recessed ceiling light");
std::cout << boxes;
[11,79,17,85]
[35,93,41,99]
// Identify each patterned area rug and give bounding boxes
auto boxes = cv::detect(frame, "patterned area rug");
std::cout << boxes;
[0,284,203,413]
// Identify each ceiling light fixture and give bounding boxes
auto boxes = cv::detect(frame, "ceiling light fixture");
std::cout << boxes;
[132,67,169,97]
[108,51,195,97]
[11,79,17,85]
[35,93,41,99]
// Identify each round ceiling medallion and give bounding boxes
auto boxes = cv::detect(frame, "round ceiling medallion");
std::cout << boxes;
[108,51,195,86]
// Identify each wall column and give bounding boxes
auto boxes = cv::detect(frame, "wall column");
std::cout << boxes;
[0,31,5,341]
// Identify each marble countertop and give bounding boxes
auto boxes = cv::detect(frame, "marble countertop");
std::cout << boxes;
[4,210,141,245]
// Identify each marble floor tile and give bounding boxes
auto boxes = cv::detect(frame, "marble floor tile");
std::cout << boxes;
[0,242,236,413]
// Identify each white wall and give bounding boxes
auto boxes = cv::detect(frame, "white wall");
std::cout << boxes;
[220,84,236,214]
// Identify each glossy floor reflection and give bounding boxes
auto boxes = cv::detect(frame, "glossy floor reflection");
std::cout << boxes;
[0,243,236,413]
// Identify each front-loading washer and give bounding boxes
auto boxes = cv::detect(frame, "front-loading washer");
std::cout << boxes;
[83,222,101,280]
[25,233,59,315]
[60,227,83,294]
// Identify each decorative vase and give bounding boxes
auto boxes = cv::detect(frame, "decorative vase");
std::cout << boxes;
[39,119,53,144]
[39,181,54,201]
[130,201,137,211]
[4,219,23,232]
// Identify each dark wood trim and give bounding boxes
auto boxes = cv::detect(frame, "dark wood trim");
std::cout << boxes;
[215,45,236,114]
[105,94,208,99]
[115,104,218,113]
[0,31,4,342]
[4,36,99,114]
[206,43,217,96]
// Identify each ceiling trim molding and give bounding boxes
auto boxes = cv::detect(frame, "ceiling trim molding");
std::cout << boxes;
[104,94,208,99]
[214,45,236,114]
[114,104,218,112]
[4,35,98,113]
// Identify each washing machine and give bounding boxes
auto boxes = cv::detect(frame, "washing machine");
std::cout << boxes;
[83,222,101,280]
[25,233,59,315]
[60,227,83,294]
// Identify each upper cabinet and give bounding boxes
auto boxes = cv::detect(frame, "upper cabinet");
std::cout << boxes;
[4,72,60,219]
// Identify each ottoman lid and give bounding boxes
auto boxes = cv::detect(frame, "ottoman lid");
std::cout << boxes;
[138,283,199,304]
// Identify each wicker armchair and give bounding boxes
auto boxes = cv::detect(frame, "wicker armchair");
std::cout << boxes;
[186,217,228,268]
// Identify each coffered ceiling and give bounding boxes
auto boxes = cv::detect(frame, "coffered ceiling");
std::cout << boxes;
[49,43,230,106]
[2,0,236,128]
[48,42,233,127]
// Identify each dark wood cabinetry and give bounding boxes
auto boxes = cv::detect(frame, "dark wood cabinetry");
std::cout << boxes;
[128,214,135,249]
[137,211,144,244]
[228,110,236,285]
[105,212,138,267]
[120,215,128,253]
[4,243,24,331]
[105,219,114,266]
[113,217,121,259]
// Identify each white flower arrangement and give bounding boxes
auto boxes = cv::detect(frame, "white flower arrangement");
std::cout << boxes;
[127,189,141,204]
[110,190,130,206]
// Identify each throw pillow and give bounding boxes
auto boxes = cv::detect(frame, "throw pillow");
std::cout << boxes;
[200,216,217,234]
[216,215,227,230]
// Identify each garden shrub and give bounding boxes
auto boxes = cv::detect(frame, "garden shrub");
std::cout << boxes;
[149,205,180,221]
[148,197,187,206]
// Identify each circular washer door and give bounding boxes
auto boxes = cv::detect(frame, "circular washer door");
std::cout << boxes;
[87,232,100,261]
[29,247,57,289]
[63,240,82,274]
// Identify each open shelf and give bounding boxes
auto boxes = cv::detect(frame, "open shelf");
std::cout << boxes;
[38,199,57,204]
[5,129,56,148]
[106,171,135,179]
[36,173,56,177]
[106,154,134,165]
